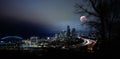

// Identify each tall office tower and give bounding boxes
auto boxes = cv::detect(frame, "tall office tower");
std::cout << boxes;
[67,25,70,37]
[71,28,76,38]
[59,30,66,40]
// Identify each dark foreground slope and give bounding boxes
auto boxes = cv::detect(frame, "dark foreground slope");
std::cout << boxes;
[0,48,114,59]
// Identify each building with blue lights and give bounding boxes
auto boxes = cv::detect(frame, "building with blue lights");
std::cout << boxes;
[0,36,23,49]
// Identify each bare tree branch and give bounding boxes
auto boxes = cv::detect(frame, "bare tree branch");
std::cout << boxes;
[75,4,99,17]
[89,0,100,15]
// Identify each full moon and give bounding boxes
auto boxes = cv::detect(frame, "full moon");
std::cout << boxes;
[80,16,87,22]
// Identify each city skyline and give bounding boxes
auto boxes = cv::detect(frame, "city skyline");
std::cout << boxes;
[0,25,90,39]
[0,26,96,53]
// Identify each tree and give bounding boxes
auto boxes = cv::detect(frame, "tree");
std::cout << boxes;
[75,0,120,51]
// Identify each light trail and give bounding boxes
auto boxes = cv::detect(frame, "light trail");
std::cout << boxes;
[80,37,97,46]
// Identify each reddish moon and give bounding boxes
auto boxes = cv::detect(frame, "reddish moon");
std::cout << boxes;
[80,16,87,22]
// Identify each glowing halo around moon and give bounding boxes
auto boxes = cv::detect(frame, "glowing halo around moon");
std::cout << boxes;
[80,16,87,22]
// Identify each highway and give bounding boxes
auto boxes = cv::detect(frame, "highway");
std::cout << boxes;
[80,37,97,46]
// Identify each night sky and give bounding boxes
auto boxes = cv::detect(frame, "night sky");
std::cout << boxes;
[0,0,92,38]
